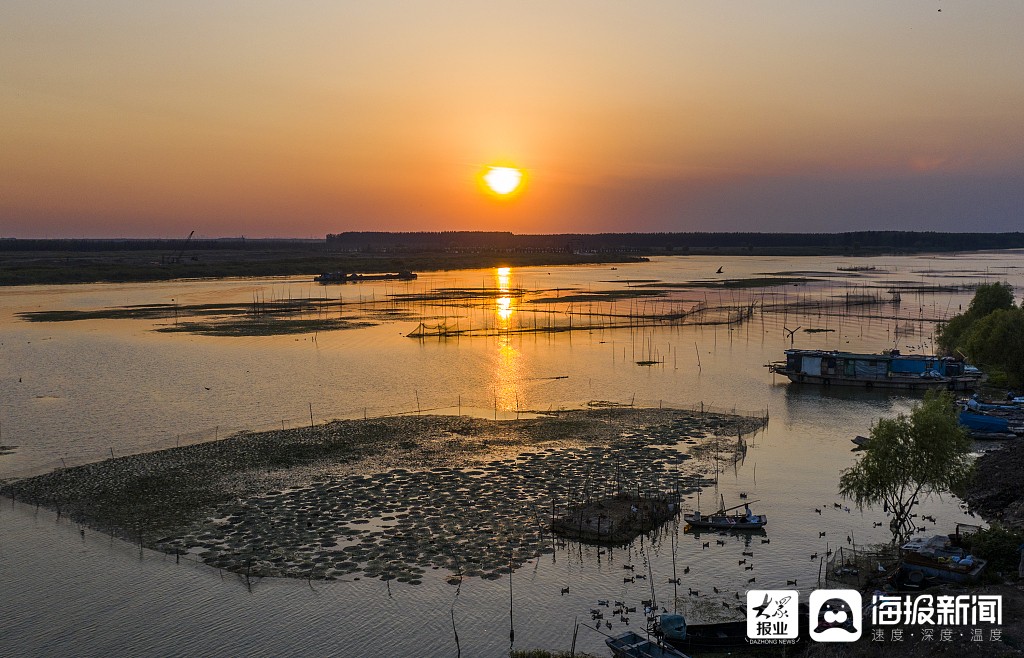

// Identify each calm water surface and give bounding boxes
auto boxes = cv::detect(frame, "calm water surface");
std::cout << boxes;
[1,252,1021,656]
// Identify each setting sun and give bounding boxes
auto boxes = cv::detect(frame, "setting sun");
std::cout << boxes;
[483,166,523,196]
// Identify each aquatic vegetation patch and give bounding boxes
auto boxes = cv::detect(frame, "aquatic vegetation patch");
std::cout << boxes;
[528,289,667,304]
[877,281,984,293]
[155,318,375,337]
[19,298,379,336]
[635,276,818,289]
[388,287,528,303]
[598,279,661,284]
[0,409,765,583]
[22,304,182,322]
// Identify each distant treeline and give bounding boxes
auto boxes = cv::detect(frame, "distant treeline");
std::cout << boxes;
[0,238,324,252]
[5,231,1024,253]
[326,231,1024,252]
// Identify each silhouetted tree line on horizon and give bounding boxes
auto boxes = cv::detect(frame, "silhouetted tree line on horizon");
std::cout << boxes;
[326,230,1024,252]
[4,231,1024,253]
[0,238,324,252]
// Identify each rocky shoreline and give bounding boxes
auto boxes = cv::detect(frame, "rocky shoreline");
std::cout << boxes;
[0,408,765,584]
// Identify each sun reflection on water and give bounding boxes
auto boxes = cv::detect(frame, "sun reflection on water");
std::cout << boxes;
[491,267,521,411]
[496,296,513,321]
[492,332,523,412]
[494,267,515,325]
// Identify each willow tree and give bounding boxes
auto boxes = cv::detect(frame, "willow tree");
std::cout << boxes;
[839,390,972,544]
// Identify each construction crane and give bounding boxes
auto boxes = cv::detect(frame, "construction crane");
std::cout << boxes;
[166,230,196,264]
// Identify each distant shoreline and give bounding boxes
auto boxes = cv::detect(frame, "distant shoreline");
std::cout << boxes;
[3,231,1023,286]
[0,248,651,286]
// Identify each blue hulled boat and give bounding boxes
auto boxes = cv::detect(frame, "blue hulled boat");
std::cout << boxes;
[959,410,1013,434]
[768,349,980,390]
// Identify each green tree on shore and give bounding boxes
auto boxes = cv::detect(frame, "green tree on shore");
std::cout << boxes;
[937,282,1024,388]
[839,391,972,544]
[937,282,1014,354]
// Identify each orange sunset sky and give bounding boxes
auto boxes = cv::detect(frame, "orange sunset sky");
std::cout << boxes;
[2,1,1023,238]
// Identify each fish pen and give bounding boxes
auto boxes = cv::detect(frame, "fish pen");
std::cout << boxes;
[405,297,757,339]
[549,488,683,545]
[822,543,900,589]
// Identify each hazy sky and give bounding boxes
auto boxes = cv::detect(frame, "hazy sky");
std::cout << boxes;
[2,1,1023,237]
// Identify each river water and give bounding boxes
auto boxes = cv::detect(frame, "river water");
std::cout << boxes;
[1,252,1020,656]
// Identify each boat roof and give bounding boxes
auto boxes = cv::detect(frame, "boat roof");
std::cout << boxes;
[784,349,954,361]
[900,535,961,557]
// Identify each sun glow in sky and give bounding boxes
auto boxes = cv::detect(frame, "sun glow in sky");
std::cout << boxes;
[483,167,522,196]
[2,1,1024,237]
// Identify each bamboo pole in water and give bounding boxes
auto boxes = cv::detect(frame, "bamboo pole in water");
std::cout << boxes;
[508,542,515,645]
[451,610,460,658]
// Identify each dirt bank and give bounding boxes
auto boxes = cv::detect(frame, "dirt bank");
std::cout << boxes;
[966,442,1024,530]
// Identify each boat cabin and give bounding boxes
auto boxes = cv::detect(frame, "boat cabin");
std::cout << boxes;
[783,349,967,380]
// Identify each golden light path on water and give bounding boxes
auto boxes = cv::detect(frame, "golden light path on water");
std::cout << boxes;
[493,266,522,411]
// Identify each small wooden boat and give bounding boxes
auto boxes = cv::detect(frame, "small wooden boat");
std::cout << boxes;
[684,513,766,530]
[656,614,745,653]
[656,610,808,653]
[606,631,690,658]
[684,497,767,530]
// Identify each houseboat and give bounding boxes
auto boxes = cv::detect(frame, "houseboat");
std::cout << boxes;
[768,349,980,391]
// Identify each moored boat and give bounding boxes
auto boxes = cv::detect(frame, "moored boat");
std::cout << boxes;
[958,409,1022,435]
[684,512,767,530]
[684,498,767,530]
[898,534,987,584]
[768,349,980,390]
[959,396,1024,436]
[314,270,417,284]
[606,630,690,658]
[655,609,808,653]
[655,614,746,653]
